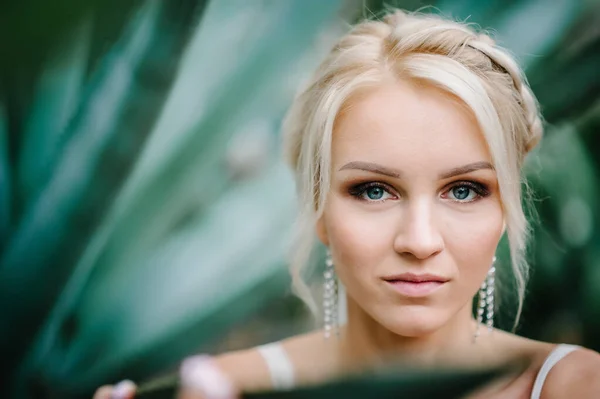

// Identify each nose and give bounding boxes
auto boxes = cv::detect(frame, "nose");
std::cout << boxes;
[393,200,444,260]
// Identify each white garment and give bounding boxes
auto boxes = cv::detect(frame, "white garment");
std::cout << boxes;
[257,342,295,390]
[257,341,580,397]
[530,344,579,399]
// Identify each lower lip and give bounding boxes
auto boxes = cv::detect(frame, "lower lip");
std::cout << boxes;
[385,280,446,297]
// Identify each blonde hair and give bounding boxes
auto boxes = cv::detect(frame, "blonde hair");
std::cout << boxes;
[282,9,543,329]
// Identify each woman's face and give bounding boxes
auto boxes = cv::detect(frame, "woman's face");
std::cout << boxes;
[317,78,504,337]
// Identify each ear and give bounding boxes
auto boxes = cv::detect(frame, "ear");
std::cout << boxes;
[315,214,330,247]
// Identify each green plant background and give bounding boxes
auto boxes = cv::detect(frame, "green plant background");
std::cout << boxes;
[0,0,598,397]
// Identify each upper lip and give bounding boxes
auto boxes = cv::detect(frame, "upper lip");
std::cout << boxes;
[382,273,449,283]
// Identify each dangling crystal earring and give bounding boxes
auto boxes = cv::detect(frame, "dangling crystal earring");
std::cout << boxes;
[474,256,496,342]
[323,250,339,339]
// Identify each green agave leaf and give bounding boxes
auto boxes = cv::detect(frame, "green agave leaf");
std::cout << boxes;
[247,366,520,399]
[76,0,306,276]
[0,0,162,298]
[17,0,343,396]
[0,0,137,79]
[131,359,525,399]
[17,16,91,204]
[67,162,297,390]
[0,102,9,244]
[491,0,581,69]
[122,0,297,190]
[5,1,207,396]
[0,0,162,336]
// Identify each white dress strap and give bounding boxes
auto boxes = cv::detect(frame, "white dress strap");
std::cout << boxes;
[257,342,295,390]
[530,344,579,399]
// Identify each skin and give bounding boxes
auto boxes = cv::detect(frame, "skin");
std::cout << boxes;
[93,78,600,399]
[317,78,503,361]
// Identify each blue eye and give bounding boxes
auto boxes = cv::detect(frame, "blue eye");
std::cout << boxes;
[451,186,473,201]
[446,182,489,202]
[366,186,385,200]
[349,182,395,202]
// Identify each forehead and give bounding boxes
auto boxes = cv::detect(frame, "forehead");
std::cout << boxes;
[332,79,491,172]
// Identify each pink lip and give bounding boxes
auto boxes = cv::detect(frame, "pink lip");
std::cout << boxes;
[382,273,449,297]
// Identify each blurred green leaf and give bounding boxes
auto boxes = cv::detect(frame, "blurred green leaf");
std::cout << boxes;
[59,163,297,389]
[3,1,206,396]
[132,359,526,399]
[17,17,91,204]
[246,367,513,399]
[492,0,581,68]
[10,0,342,396]
[0,102,9,244]
[0,0,139,79]
[0,0,163,341]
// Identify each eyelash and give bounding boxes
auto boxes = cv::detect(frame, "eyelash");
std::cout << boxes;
[348,180,491,203]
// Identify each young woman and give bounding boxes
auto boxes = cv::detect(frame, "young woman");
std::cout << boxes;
[94,9,600,399]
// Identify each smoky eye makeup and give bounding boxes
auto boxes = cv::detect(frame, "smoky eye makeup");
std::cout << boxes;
[442,179,492,203]
[347,181,398,202]
[447,180,490,195]
[344,178,493,204]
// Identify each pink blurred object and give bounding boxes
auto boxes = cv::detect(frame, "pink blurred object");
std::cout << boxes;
[112,380,136,399]
[180,355,238,399]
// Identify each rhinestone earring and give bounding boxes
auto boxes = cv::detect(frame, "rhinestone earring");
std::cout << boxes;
[323,250,339,339]
[474,256,496,342]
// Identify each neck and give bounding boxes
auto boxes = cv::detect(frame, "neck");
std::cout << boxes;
[337,295,490,372]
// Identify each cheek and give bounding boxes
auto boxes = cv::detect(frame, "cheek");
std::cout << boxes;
[442,203,504,284]
[323,197,397,278]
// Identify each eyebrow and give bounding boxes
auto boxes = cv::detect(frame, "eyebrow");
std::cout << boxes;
[339,161,494,179]
[439,161,494,179]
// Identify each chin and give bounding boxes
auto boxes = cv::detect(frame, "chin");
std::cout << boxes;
[378,306,449,337]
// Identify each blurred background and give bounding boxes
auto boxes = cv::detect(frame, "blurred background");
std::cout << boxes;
[0,0,598,397]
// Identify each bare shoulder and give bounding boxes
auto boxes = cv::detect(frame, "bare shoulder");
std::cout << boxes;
[540,346,600,398]
[278,329,339,385]
[487,329,556,364]
[212,330,325,393]
[211,345,271,393]
[483,332,600,397]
